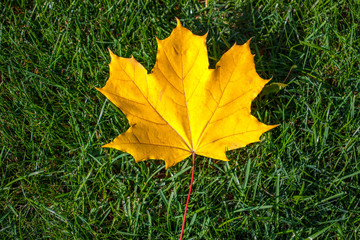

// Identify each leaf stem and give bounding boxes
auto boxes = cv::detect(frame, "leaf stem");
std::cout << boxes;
[179,152,195,240]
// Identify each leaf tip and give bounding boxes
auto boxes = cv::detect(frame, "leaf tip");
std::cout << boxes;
[265,76,273,84]
[164,159,173,169]
[107,48,115,56]
[245,38,253,50]
[101,143,110,148]
[267,124,280,132]
[203,31,209,39]
[175,17,182,27]
[222,156,230,162]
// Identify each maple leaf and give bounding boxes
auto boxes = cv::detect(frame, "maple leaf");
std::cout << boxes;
[96,19,277,169]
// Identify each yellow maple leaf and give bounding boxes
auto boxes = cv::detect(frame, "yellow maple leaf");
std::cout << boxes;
[96,19,277,169]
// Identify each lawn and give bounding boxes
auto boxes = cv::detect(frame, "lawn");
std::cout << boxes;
[1,0,359,239]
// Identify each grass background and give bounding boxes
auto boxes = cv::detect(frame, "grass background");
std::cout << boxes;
[1,0,359,239]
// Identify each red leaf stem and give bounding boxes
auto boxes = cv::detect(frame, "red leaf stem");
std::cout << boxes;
[179,152,195,240]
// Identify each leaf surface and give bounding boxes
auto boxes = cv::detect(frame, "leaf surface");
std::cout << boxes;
[97,19,277,168]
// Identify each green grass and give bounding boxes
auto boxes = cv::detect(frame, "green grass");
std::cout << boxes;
[1,0,359,239]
